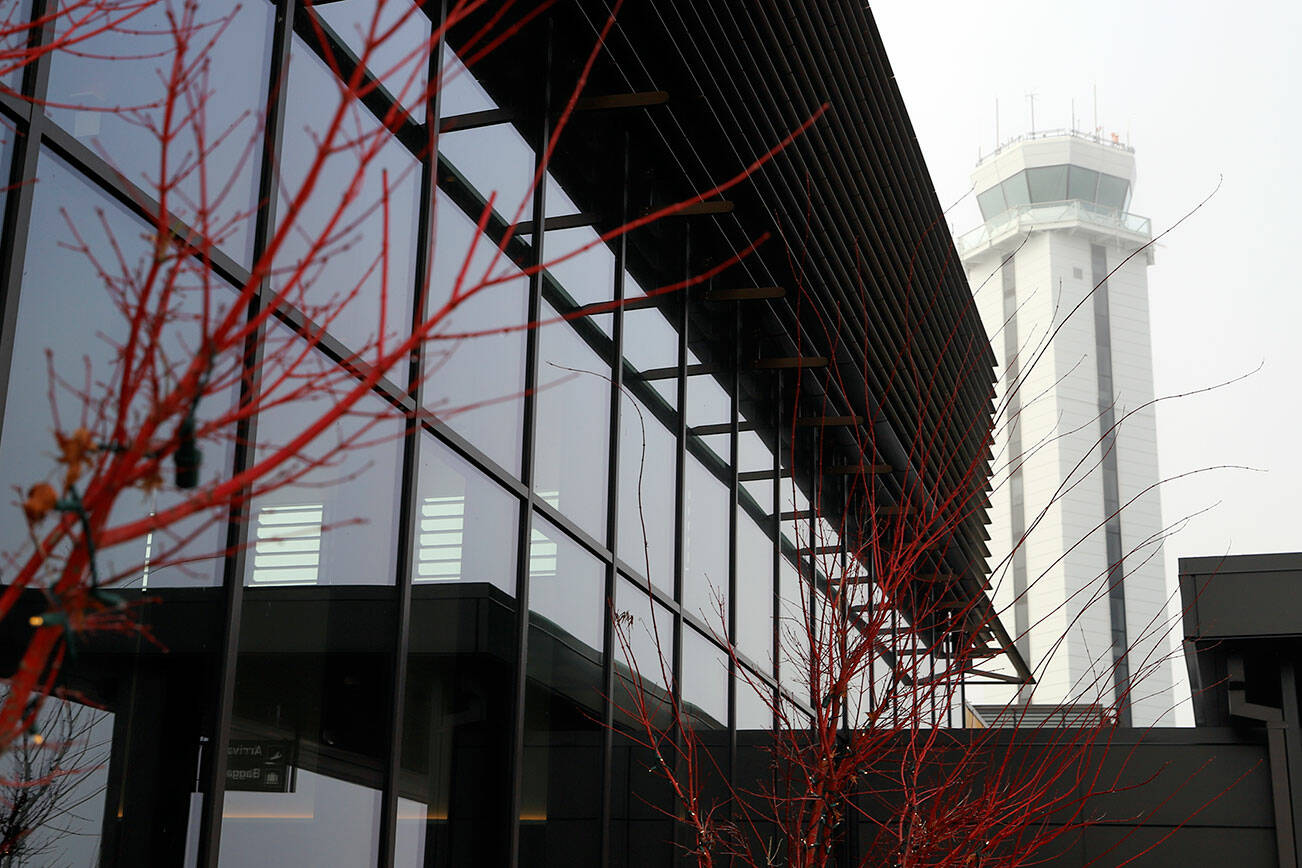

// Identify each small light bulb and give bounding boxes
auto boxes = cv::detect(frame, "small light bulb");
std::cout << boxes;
[28,616,43,627]
[31,733,43,746]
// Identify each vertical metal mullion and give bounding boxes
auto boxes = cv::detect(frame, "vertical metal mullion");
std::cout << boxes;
[838,473,849,734]
[197,0,298,864]
[670,226,689,859]
[377,4,446,865]
[598,132,629,868]
[0,0,54,433]
[195,0,298,864]
[726,300,740,794]
[771,374,782,729]
[197,0,297,864]
[507,21,551,867]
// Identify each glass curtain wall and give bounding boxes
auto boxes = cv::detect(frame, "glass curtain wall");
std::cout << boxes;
[0,2,827,865]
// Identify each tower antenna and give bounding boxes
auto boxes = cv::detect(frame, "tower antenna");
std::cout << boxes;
[1093,83,1099,139]
[1026,90,1038,135]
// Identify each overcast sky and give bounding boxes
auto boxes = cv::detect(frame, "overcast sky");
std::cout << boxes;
[874,2,1302,596]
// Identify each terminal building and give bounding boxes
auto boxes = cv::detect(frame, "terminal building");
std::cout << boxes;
[0,1,1020,865]
[958,132,1175,726]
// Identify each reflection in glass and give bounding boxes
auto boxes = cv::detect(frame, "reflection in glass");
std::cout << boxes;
[684,457,729,629]
[735,671,774,730]
[521,520,604,866]
[529,514,604,651]
[0,1,32,91]
[0,114,13,220]
[0,153,231,586]
[413,432,518,593]
[424,190,528,475]
[276,38,420,359]
[682,627,728,728]
[221,647,392,868]
[45,0,272,263]
[617,391,676,594]
[314,0,431,122]
[613,576,673,691]
[0,693,113,865]
[610,572,674,864]
[534,307,611,541]
[399,581,515,866]
[245,376,403,586]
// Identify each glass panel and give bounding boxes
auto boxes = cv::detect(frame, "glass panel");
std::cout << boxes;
[423,189,528,476]
[778,557,807,699]
[0,152,232,586]
[778,479,810,551]
[543,172,581,218]
[687,370,731,463]
[528,514,605,651]
[245,372,403,587]
[623,302,680,408]
[534,305,611,542]
[0,692,114,864]
[683,456,728,630]
[681,627,728,729]
[399,568,516,865]
[543,225,614,310]
[46,0,272,264]
[221,603,393,867]
[0,0,32,91]
[617,390,676,593]
[735,669,774,730]
[610,579,674,867]
[413,431,518,593]
[275,38,421,361]
[1025,164,1068,202]
[440,124,536,225]
[1000,171,1030,208]
[975,186,1006,220]
[436,43,495,116]
[737,429,772,473]
[314,0,431,122]
[1067,166,1100,202]
[521,518,604,866]
[613,576,673,691]
[1096,173,1130,211]
[0,114,12,219]
[736,513,774,667]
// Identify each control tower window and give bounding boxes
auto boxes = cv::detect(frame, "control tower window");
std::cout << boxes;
[976,186,1006,219]
[1026,165,1067,202]
[1096,174,1130,211]
[1067,165,1100,202]
[1001,172,1030,207]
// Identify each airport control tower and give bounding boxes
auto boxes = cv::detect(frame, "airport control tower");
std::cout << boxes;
[957,131,1174,726]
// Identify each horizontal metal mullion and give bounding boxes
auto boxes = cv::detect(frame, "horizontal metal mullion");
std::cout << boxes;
[38,122,252,291]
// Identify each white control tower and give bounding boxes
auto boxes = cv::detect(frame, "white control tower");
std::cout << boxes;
[958,131,1174,727]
